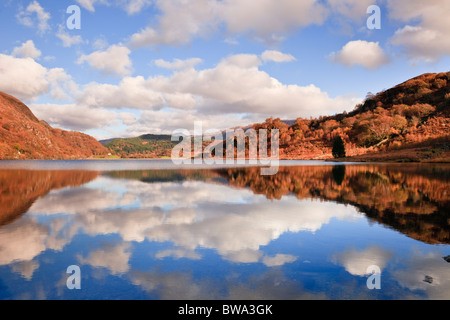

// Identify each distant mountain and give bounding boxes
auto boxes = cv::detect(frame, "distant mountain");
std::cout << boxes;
[103,134,177,158]
[99,138,121,146]
[0,92,108,159]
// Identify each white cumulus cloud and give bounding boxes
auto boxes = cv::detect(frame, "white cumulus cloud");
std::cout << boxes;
[75,0,109,12]
[154,58,203,70]
[330,40,389,69]
[118,0,152,15]
[261,50,296,63]
[12,40,41,59]
[77,0,150,14]
[129,0,328,48]
[328,0,375,21]
[16,1,51,34]
[388,0,450,62]
[0,54,49,101]
[77,45,133,76]
[220,0,328,43]
[73,52,361,134]
[56,26,84,48]
[130,0,220,48]
[29,103,119,131]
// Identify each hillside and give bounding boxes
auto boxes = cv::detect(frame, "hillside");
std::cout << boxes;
[0,92,108,159]
[252,71,450,162]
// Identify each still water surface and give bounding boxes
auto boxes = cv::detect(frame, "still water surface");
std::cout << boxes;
[0,160,449,300]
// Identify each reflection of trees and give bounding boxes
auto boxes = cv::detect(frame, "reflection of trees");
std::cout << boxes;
[215,164,450,245]
[0,170,99,226]
[332,165,346,186]
[102,165,450,244]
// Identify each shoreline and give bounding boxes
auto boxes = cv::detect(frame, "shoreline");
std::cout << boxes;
[1,156,449,163]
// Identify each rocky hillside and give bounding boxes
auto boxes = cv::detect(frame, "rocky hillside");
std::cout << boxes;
[0,92,108,159]
[251,71,450,161]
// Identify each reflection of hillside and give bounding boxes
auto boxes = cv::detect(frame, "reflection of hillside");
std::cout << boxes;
[215,165,450,244]
[0,170,99,226]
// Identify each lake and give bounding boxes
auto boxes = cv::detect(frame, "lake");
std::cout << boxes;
[0,160,449,300]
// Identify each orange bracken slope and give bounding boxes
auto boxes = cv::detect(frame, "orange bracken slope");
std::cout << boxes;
[0,91,108,159]
[251,71,450,161]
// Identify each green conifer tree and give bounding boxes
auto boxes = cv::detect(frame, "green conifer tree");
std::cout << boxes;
[332,136,346,159]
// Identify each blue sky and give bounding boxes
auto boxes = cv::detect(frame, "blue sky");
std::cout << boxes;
[0,0,449,139]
